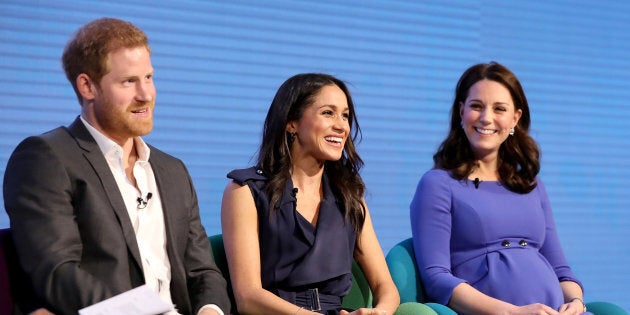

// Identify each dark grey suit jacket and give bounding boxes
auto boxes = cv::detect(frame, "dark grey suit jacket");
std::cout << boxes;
[3,117,230,315]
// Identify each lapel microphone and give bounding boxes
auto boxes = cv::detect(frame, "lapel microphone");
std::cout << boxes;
[136,192,153,209]
[473,178,481,189]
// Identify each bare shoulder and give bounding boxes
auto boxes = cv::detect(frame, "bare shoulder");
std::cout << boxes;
[221,180,256,215]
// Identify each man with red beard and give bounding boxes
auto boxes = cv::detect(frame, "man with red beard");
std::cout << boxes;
[3,18,230,315]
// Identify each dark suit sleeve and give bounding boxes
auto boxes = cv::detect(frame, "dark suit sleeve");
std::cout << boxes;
[3,136,116,314]
[178,165,231,314]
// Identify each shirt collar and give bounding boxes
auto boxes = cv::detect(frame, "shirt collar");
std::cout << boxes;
[79,116,151,162]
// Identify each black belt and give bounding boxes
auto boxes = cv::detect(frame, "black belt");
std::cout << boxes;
[276,287,342,312]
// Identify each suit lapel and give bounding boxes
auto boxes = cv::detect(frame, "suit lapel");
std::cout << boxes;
[66,117,144,271]
[150,156,181,270]
[150,153,191,305]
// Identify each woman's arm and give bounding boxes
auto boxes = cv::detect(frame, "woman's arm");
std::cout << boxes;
[450,282,562,315]
[558,281,586,314]
[536,180,582,284]
[450,281,583,315]
[221,181,320,315]
[352,202,400,315]
[535,181,585,315]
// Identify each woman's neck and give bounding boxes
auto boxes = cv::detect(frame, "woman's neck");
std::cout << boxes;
[290,161,324,194]
[471,159,499,181]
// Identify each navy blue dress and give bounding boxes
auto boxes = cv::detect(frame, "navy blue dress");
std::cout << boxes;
[228,167,357,314]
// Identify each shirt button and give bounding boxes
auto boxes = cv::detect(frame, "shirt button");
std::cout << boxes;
[256,169,263,175]
[519,240,528,247]
[502,240,511,247]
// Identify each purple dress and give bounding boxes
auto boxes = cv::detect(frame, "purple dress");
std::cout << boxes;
[410,169,582,310]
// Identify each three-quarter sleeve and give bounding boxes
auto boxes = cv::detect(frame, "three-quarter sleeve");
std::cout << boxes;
[410,170,465,305]
[535,180,583,289]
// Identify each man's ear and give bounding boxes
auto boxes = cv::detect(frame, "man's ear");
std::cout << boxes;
[76,73,96,102]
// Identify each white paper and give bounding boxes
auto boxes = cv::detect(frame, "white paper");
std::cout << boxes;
[79,284,174,315]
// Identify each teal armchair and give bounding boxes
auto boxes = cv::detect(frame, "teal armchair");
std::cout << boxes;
[385,238,628,315]
[385,238,456,315]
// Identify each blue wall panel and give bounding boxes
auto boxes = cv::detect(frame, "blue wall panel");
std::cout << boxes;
[1,0,628,310]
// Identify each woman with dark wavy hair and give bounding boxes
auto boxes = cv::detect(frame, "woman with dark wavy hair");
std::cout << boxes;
[222,73,399,315]
[410,62,590,314]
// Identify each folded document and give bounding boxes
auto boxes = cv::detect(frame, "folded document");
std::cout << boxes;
[79,284,174,315]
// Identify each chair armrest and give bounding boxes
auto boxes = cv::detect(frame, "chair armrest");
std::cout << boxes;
[424,302,458,315]
[586,301,628,315]
[394,302,438,315]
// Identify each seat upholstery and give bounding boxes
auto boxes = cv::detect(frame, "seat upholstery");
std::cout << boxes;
[385,238,456,315]
[208,234,236,313]
[0,228,16,314]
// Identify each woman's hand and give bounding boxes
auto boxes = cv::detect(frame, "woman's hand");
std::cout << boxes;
[508,303,559,315]
[340,308,388,315]
[558,298,586,315]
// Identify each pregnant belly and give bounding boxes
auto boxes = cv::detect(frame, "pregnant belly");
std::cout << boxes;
[453,249,564,308]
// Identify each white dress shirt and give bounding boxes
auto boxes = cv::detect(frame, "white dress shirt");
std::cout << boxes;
[80,117,223,315]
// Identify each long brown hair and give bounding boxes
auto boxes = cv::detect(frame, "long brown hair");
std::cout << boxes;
[257,73,366,234]
[433,62,540,193]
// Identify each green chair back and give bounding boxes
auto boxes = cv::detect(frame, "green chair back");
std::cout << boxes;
[208,234,236,311]
[342,260,373,309]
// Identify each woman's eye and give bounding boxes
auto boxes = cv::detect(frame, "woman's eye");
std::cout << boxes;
[322,110,333,116]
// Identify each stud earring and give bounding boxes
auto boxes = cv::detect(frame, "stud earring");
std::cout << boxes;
[509,127,515,136]
[288,132,297,141]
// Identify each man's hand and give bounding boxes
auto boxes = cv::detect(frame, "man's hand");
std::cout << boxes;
[197,307,221,315]
[29,308,55,315]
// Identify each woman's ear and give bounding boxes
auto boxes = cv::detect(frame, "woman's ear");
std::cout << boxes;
[513,108,523,127]
[76,73,96,103]
[286,121,297,134]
